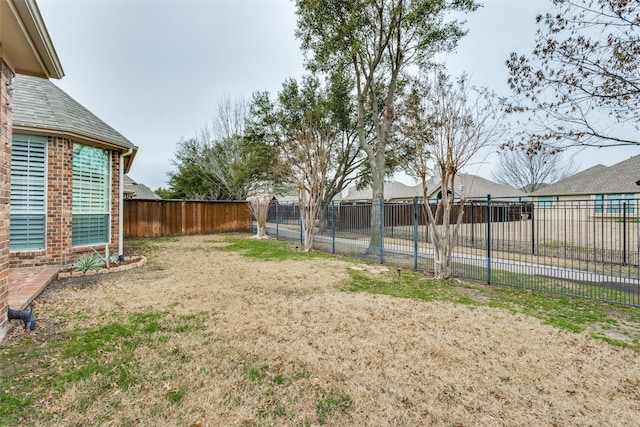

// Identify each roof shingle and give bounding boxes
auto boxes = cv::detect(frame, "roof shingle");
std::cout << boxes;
[531,155,640,196]
[12,74,136,152]
[336,175,526,201]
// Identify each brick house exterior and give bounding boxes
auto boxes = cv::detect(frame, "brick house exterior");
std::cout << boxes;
[0,60,14,335]
[1,0,137,338]
[9,137,126,268]
[1,0,65,336]
[10,74,138,269]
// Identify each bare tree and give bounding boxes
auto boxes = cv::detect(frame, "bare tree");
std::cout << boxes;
[492,149,579,193]
[195,95,254,200]
[399,72,504,279]
[167,95,276,200]
[506,0,640,152]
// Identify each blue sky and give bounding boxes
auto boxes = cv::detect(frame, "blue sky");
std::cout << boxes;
[37,0,639,190]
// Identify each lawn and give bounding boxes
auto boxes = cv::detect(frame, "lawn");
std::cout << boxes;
[1,234,639,426]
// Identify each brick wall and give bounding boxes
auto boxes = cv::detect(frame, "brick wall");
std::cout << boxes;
[0,60,14,332]
[110,150,121,258]
[10,140,121,268]
[47,137,73,265]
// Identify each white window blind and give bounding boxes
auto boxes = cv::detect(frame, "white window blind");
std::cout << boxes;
[72,143,111,246]
[10,134,47,251]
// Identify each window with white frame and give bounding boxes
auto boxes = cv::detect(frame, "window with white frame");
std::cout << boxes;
[10,134,47,251]
[72,143,111,246]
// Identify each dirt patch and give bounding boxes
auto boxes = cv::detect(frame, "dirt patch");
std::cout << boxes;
[6,234,640,426]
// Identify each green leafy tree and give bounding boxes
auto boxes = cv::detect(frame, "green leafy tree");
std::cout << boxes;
[154,187,175,199]
[506,0,639,151]
[247,74,364,251]
[167,139,231,200]
[295,0,479,249]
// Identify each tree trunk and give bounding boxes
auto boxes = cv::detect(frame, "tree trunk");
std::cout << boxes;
[318,203,328,234]
[368,152,386,252]
[248,197,271,240]
[300,205,315,252]
[255,222,267,239]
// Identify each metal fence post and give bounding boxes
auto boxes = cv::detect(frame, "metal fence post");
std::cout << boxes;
[379,198,385,264]
[471,202,475,247]
[487,194,492,284]
[331,201,336,255]
[413,196,418,271]
[623,202,627,265]
[275,201,279,240]
[299,209,303,246]
[531,203,535,256]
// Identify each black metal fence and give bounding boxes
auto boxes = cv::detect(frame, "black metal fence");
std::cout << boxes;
[262,195,640,307]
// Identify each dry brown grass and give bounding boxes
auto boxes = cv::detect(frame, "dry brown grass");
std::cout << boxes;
[6,234,640,426]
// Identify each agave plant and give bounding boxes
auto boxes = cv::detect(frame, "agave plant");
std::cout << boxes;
[73,253,105,272]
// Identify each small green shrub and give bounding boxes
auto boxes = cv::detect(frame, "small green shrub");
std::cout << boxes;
[73,253,105,272]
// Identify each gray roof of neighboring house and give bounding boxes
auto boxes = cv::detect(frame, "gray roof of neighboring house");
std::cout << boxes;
[419,174,528,200]
[12,74,137,154]
[336,175,526,202]
[531,155,640,196]
[336,181,422,201]
[124,175,161,200]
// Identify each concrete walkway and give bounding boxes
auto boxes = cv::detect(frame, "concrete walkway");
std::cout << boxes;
[8,266,59,310]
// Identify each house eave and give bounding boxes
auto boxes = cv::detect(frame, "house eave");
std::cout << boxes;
[1,0,64,79]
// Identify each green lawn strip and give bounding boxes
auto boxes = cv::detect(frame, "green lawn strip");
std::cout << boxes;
[208,237,331,261]
[0,340,45,419]
[343,270,480,306]
[0,309,205,424]
[453,259,640,307]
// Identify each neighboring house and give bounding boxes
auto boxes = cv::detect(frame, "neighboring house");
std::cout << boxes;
[336,181,422,203]
[530,154,640,217]
[124,175,161,200]
[336,175,527,203]
[417,174,528,201]
[11,74,138,268]
[1,0,64,333]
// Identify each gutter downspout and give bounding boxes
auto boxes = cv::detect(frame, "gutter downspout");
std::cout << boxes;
[8,304,36,330]
[119,148,134,262]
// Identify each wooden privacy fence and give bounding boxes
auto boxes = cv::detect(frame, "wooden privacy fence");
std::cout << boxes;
[124,199,251,238]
